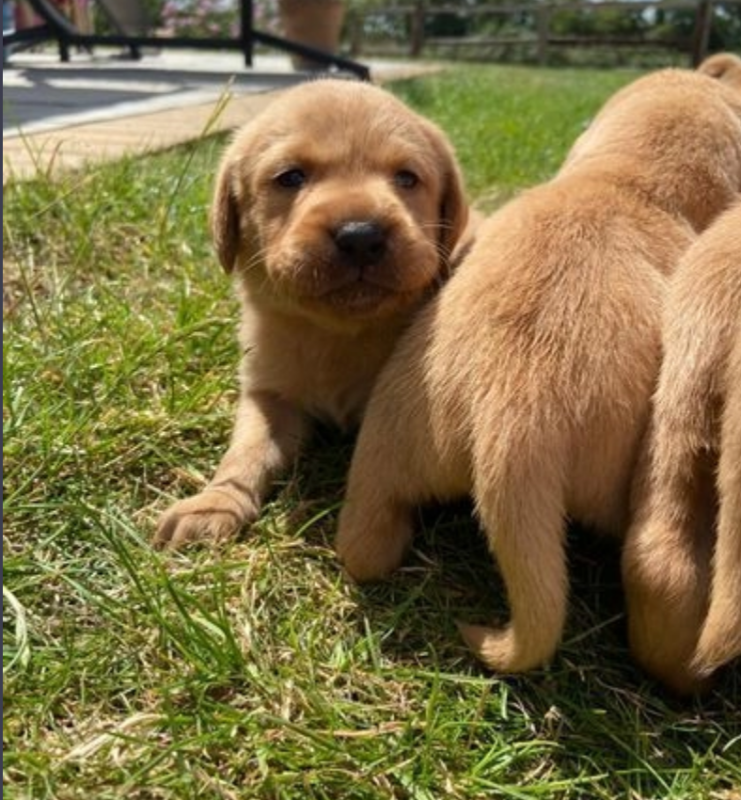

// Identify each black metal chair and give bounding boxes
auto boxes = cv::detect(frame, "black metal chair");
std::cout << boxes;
[3,0,370,78]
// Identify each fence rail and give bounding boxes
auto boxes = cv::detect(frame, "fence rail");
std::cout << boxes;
[347,0,741,66]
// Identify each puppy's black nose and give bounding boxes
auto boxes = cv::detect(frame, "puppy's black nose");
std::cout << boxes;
[333,221,387,266]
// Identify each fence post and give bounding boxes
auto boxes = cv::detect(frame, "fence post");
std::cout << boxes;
[410,0,424,57]
[691,0,713,66]
[348,8,363,56]
[536,5,550,65]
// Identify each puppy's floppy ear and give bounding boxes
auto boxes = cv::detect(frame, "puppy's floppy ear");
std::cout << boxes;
[210,153,241,273]
[698,52,741,91]
[424,122,469,264]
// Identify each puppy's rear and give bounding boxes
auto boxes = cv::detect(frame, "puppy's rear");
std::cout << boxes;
[698,322,741,674]
[623,201,741,693]
[697,322,741,675]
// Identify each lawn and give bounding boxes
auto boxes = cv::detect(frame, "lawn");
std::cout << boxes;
[3,64,740,800]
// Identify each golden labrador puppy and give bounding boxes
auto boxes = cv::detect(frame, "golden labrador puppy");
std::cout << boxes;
[335,63,741,675]
[155,79,469,548]
[623,201,741,694]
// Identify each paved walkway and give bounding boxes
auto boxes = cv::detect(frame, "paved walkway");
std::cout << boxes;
[2,49,437,184]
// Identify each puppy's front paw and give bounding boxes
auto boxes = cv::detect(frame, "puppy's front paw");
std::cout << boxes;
[335,505,414,583]
[154,489,255,549]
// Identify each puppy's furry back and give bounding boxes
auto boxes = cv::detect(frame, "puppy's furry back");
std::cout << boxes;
[560,66,741,231]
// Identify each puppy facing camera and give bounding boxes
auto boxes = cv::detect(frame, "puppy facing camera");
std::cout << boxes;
[154,79,470,549]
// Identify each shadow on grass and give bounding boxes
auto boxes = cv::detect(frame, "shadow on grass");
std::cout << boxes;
[281,427,740,795]
[347,514,740,797]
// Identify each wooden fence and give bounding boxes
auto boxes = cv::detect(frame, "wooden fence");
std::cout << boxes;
[347,0,741,66]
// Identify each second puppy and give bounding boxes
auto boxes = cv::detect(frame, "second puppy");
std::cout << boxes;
[336,63,741,674]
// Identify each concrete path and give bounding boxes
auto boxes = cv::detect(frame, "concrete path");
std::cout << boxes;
[2,49,437,184]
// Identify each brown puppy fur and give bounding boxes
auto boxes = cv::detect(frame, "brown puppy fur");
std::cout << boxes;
[623,201,741,694]
[700,322,741,672]
[155,79,468,548]
[335,64,741,675]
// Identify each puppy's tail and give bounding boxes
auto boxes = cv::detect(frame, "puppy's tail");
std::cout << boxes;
[460,424,569,674]
[698,52,741,90]
[693,589,741,679]
[458,619,561,676]
[691,510,741,677]
[458,622,526,674]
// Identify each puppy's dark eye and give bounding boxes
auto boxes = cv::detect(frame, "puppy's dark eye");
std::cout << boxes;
[394,170,420,190]
[275,168,306,189]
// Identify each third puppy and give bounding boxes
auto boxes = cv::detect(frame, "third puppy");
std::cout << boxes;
[623,200,741,694]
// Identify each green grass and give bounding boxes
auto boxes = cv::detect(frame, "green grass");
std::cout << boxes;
[4,64,740,800]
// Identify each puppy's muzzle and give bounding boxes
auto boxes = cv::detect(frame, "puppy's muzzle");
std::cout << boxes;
[333,220,388,268]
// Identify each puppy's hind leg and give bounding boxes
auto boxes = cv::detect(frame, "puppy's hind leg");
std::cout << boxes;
[621,437,716,694]
[693,343,741,676]
[336,379,467,583]
[693,449,741,675]
[622,306,730,692]
[336,466,417,585]
[460,430,569,674]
